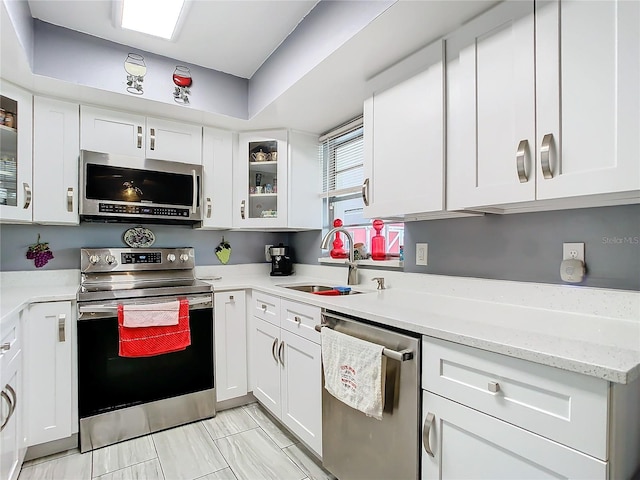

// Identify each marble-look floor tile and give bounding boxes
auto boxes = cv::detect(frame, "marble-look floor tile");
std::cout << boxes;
[18,451,92,480]
[194,468,237,480]
[22,448,81,468]
[94,458,164,480]
[215,428,305,480]
[202,408,258,440]
[283,444,336,480]
[242,403,297,448]
[152,422,228,480]
[92,435,157,477]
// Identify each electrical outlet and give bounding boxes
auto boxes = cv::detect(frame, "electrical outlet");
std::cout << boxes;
[563,242,585,262]
[265,244,273,262]
[416,243,428,266]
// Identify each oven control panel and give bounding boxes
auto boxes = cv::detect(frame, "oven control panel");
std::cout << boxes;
[81,248,195,272]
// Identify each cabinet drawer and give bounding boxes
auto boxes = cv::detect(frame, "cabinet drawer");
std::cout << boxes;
[422,337,609,460]
[252,292,281,325]
[280,299,321,344]
[0,318,21,366]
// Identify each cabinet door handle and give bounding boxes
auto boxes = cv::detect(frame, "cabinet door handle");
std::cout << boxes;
[23,182,32,209]
[206,197,212,218]
[137,126,143,149]
[516,140,529,183]
[67,187,74,212]
[540,133,554,179]
[58,314,66,342]
[362,178,370,206]
[5,385,16,417]
[271,338,279,363]
[278,340,285,365]
[422,412,435,457]
[0,390,12,432]
[150,128,156,150]
[240,200,246,220]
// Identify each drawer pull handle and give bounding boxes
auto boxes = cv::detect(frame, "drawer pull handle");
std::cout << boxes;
[488,381,500,393]
[294,316,301,324]
[262,304,267,311]
[0,342,10,353]
[422,412,435,457]
[278,340,285,366]
[271,338,279,363]
[516,139,529,183]
[229,295,234,301]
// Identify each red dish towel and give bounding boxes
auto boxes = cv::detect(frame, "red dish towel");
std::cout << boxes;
[118,298,191,357]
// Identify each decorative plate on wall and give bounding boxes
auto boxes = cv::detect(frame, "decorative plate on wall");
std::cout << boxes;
[122,227,156,248]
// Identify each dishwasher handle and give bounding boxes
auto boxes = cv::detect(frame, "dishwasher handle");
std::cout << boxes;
[315,323,414,362]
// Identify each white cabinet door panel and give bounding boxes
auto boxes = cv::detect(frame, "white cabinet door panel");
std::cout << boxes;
[201,127,233,228]
[280,329,322,456]
[214,291,247,403]
[422,392,607,479]
[33,97,79,225]
[25,302,73,446]
[80,106,145,157]
[536,0,640,199]
[146,118,202,164]
[251,317,281,417]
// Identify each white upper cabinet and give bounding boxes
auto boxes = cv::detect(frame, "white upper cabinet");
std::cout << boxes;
[234,130,320,230]
[0,81,32,224]
[535,0,640,200]
[200,127,234,229]
[363,41,445,219]
[33,97,80,225]
[447,0,639,211]
[80,105,202,164]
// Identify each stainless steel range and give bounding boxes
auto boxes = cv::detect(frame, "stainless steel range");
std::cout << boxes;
[76,247,214,452]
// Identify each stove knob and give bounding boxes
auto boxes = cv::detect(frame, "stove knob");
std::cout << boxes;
[179,253,189,263]
[105,255,117,265]
[89,254,100,265]
[167,254,176,263]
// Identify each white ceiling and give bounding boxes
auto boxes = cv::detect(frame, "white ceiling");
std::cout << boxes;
[27,0,319,79]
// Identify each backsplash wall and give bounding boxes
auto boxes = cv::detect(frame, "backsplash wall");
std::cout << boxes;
[0,223,289,271]
[291,205,640,291]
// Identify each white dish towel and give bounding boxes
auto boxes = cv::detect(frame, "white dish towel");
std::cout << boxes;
[321,327,387,420]
[122,300,180,328]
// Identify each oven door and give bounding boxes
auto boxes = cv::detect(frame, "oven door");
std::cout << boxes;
[77,294,213,419]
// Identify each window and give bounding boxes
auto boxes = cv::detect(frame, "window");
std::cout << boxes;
[320,118,404,258]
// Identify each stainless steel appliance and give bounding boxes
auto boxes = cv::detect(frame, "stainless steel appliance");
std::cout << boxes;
[320,310,421,480]
[269,243,293,276]
[76,248,214,452]
[79,150,203,225]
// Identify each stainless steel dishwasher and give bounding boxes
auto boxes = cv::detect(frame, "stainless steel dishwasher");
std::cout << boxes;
[319,310,421,480]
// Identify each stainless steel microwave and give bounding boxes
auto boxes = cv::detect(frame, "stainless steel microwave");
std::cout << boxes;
[79,150,203,225]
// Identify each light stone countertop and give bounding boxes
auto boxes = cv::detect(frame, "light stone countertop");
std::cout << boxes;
[2,265,639,384]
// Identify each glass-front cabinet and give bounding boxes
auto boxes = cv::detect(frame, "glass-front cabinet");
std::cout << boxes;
[234,130,288,228]
[0,81,32,223]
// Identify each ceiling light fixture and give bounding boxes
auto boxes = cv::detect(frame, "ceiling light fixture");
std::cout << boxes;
[118,0,187,40]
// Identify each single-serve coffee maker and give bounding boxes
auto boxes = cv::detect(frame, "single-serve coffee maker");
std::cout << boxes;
[269,243,293,276]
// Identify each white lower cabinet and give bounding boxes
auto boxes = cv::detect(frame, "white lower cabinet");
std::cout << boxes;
[251,293,322,456]
[421,391,607,479]
[421,336,640,479]
[214,291,247,402]
[24,301,75,447]
[0,311,26,480]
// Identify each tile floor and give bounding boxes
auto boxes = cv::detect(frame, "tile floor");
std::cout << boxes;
[18,403,336,480]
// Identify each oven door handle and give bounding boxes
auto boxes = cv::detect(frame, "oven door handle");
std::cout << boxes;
[78,295,212,315]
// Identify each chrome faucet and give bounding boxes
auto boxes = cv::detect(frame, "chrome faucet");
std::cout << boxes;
[320,227,358,285]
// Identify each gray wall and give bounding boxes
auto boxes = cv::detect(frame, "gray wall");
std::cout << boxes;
[290,205,640,291]
[0,223,289,271]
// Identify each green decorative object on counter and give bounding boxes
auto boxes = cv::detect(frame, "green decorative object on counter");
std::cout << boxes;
[26,234,54,268]
[215,237,231,264]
